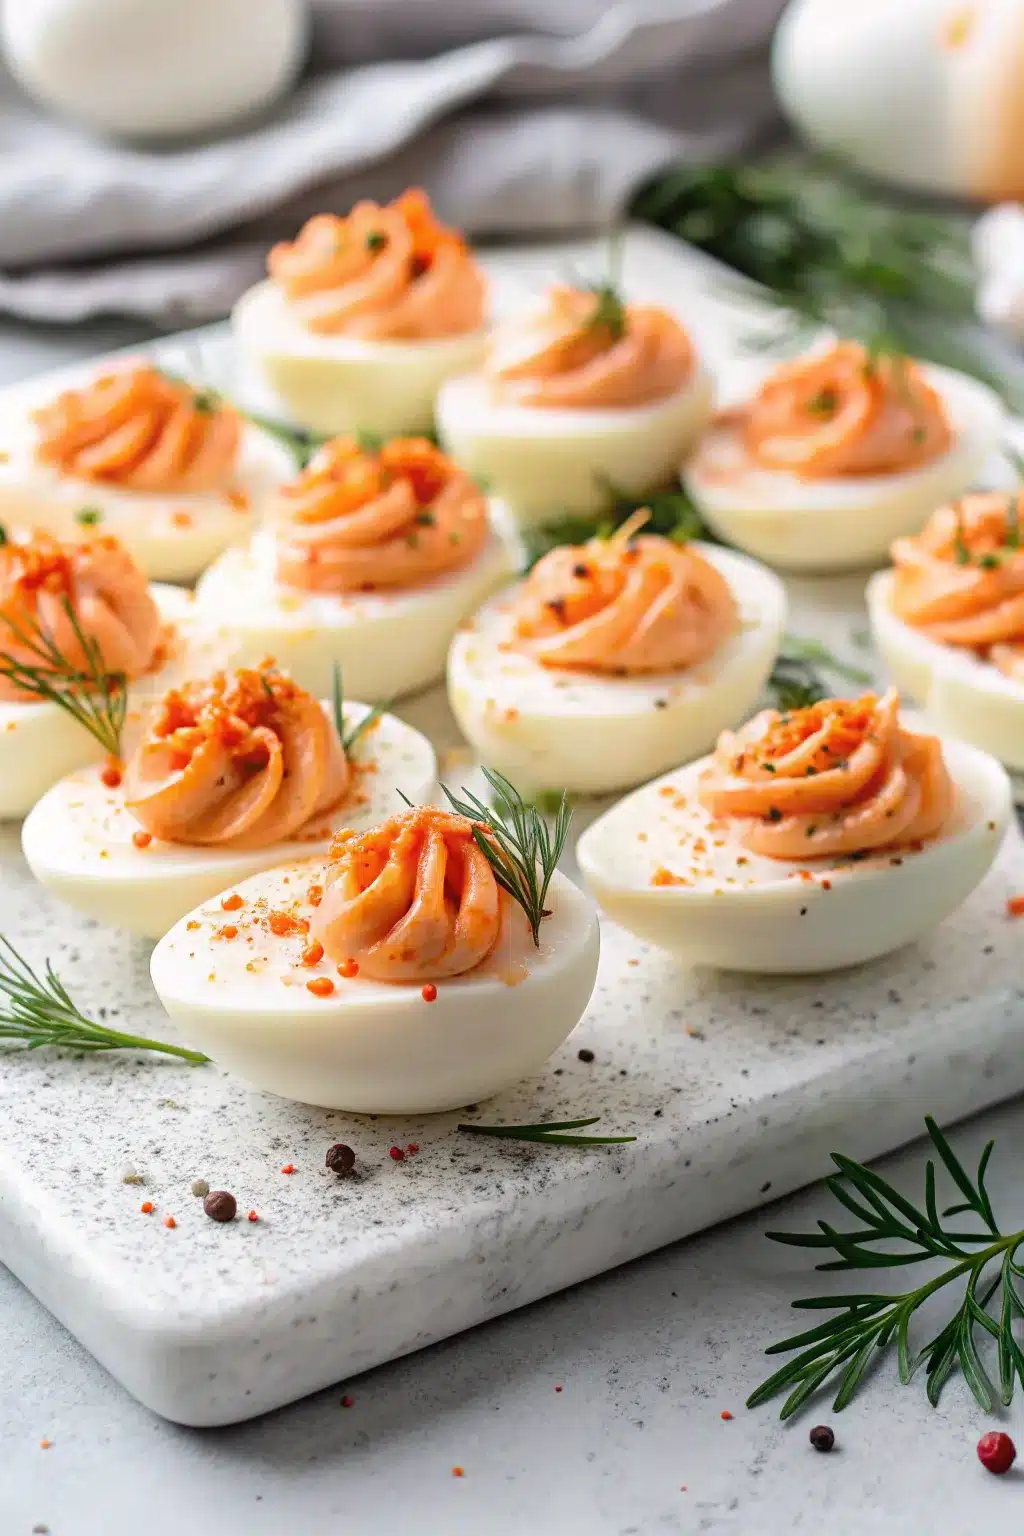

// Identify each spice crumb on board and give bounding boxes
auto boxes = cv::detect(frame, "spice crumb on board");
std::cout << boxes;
[281,1163,296,1174]
[389,1146,406,1162]
[39,1439,52,1450]
[720,1410,734,1421]
[140,1201,154,1215]
[1006,895,1024,917]
[577,1048,595,1063]
[341,1394,355,1408]
[164,1215,177,1230]
[247,1209,259,1223]
[451,1466,465,1478]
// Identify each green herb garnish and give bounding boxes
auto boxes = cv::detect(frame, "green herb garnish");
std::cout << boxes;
[75,506,103,527]
[331,664,388,758]
[444,769,571,946]
[0,597,126,756]
[750,1116,1024,1420]
[0,938,208,1062]
[366,231,388,252]
[766,636,873,713]
[521,482,707,573]
[458,1117,636,1147]
[806,387,838,417]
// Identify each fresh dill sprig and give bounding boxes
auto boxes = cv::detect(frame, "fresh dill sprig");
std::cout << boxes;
[0,596,127,756]
[521,482,708,572]
[749,1116,1024,1420]
[330,664,388,757]
[443,768,571,946]
[458,1116,636,1147]
[0,937,208,1063]
[766,635,874,713]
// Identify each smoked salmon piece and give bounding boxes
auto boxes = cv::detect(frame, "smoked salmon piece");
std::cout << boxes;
[34,366,242,493]
[268,189,486,340]
[512,522,736,675]
[124,662,349,850]
[312,805,506,982]
[0,532,162,702]
[487,285,694,409]
[741,342,952,479]
[891,492,1024,665]
[699,688,954,859]
[275,436,490,593]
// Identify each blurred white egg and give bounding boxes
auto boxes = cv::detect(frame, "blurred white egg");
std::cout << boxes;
[2,0,308,140]
[773,0,1024,201]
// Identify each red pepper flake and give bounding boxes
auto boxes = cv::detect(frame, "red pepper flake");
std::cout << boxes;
[132,830,152,850]
[39,1439,52,1450]
[140,1201,154,1214]
[247,1209,259,1223]
[451,1466,465,1478]
[421,983,438,1003]
[338,958,359,978]
[554,1385,563,1393]
[215,925,239,941]
[306,883,324,907]
[164,1215,177,1230]
[821,880,832,892]
[100,760,123,789]
[268,909,309,937]
[300,938,325,967]
[1007,895,1024,917]
[406,1143,420,1155]
[341,1394,355,1408]
[720,1410,734,1421]
[281,1163,296,1175]
[306,975,335,998]
[389,1146,406,1162]
[221,892,245,912]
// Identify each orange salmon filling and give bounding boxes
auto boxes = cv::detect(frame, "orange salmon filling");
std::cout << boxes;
[486,285,694,410]
[740,342,952,479]
[311,805,506,982]
[267,188,486,340]
[890,492,1024,679]
[275,436,490,594]
[699,688,954,859]
[34,366,242,493]
[124,661,350,849]
[511,523,736,675]
[0,531,163,703]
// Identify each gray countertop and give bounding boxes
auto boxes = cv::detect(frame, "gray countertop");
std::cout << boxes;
[0,320,1022,1536]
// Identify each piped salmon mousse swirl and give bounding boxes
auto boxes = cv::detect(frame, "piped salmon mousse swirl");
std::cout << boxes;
[511,524,737,675]
[312,806,506,982]
[123,662,349,849]
[0,532,162,703]
[486,285,694,410]
[34,366,242,493]
[267,189,486,340]
[890,493,1024,678]
[699,689,954,860]
[741,343,952,479]
[275,436,490,594]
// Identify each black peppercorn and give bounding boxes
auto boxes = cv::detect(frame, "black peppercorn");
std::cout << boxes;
[203,1190,237,1223]
[326,1143,356,1175]
[809,1424,835,1453]
[577,1048,595,1063]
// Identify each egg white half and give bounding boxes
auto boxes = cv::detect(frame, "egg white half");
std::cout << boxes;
[150,860,600,1113]
[0,582,214,822]
[21,703,438,938]
[576,733,1011,974]
[436,368,715,528]
[194,527,514,703]
[683,365,1003,572]
[234,280,488,437]
[447,542,787,796]
[0,398,296,584]
[868,568,1024,770]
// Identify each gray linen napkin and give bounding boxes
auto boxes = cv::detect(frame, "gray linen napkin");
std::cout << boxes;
[0,0,786,324]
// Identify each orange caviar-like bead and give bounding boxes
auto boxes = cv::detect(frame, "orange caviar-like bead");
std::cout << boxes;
[300,939,325,967]
[216,925,239,941]
[306,976,335,998]
[131,830,152,849]
[101,762,123,789]
[268,910,309,937]
[306,883,324,907]
[221,893,245,912]
[338,958,359,979]
[421,983,438,1003]
[140,1201,154,1214]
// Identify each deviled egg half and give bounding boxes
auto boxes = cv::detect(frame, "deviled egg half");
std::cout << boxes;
[194,435,512,702]
[684,342,1003,571]
[868,492,1024,769]
[234,189,489,437]
[151,802,600,1113]
[0,529,208,819]
[22,659,437,938]
[436,283,714,528]
[447,515,787,796]
[0,364,294,583]
[577,688,1010,973]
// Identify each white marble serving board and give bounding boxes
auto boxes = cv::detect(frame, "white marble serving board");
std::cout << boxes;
[1,228,1024,1428]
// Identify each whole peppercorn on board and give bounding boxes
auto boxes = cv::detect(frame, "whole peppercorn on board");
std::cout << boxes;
[0,229,1023,1427]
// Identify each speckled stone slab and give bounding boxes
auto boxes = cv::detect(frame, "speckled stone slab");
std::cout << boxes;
[2,232,1024,1428]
